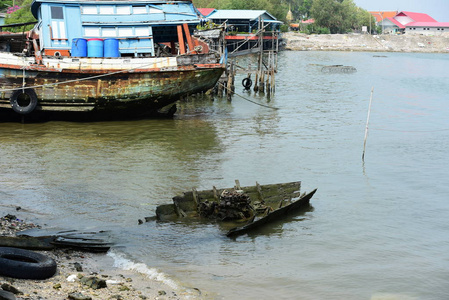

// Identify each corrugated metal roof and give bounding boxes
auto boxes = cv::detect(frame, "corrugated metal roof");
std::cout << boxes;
[207,10,276,21]
[406,22,449,27]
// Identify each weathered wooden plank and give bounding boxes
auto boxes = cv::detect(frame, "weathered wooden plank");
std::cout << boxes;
[0,236,55,250]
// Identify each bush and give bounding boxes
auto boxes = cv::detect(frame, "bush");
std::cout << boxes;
[316,26,330,34]
[280,24,289,32]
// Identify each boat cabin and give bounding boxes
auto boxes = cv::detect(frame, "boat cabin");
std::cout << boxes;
[30,0,203,57]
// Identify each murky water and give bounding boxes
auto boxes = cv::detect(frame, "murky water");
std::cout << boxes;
[1,51,449,300]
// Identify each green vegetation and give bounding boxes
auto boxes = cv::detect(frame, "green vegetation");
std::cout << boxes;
[193,0,375,34]
[0,0,13,11]
[1,0,36,32]
[0,0,375,35]
[310,0,373,33]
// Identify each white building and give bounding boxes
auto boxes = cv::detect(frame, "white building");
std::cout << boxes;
[406,22,449,36]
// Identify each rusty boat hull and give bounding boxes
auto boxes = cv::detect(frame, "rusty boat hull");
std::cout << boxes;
[0,52,224,121]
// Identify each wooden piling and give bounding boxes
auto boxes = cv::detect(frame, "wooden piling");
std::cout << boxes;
[259,71,265,93]
[254,72,259,92]
[266,71,271,95]
[234,180,241,190]
[362,87,374,161]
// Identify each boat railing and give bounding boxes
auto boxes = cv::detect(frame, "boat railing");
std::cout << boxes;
[0,21,37,32]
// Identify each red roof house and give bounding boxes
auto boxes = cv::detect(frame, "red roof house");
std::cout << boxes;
[394,11,437,25]
[379,11,449,35]
[197,8,216,18]
[386,17,406,29]
[369,11,398,23]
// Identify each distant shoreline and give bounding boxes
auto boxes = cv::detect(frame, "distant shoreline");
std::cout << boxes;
[283,32,449,53]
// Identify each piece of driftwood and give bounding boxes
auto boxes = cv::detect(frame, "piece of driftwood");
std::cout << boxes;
[0,236,55,250]
[0,230,112,252]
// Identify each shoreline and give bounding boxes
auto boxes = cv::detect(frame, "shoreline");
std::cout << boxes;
[283,32,449,53]
[0,215,205,300]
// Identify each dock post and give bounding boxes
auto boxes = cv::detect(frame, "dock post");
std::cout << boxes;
[362,87,374,161]
[254,72,259,92]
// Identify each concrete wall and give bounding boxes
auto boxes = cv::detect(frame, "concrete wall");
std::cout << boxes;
[406,26,449,36]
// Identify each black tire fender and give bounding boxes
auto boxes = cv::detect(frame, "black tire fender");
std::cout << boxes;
[0,247,57,279]
[9,88,38,115]
[242,77,252,89]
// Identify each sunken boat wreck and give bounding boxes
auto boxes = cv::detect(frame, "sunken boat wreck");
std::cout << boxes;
[0,0,225,121]
[156,181,317,237]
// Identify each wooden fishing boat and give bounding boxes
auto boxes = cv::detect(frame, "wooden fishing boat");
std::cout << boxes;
[156,181,317,237]
[0,0,225,121]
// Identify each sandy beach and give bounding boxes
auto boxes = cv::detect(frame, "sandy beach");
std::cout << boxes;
[283,32,449,53]
[0,215,204,300]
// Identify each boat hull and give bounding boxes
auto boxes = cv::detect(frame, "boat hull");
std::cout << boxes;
[0,54,224,121]
[226,189,317,237]
[155,181,317,237]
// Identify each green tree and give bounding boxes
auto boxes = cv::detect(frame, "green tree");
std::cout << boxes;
[310,0,342,33]
[0,0,13,11]
[192,0,290,22]
[356,8,375,33]
[298,0,313,20]
[310,0,371,33]
[4,0,36,24]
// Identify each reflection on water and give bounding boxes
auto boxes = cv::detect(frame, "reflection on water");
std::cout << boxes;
[1,51,449,300]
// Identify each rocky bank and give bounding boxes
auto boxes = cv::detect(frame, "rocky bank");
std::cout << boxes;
[0,215,204,300]
[283,32,449,53]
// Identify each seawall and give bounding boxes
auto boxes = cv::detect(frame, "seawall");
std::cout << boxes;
[283,32,449,53]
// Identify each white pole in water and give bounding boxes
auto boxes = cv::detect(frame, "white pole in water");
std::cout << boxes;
[362,87,374,161]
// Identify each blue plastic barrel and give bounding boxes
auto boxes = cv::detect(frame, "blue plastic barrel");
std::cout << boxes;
[71,38,87,57]
[87,38,104,57]
[104,38,120,58]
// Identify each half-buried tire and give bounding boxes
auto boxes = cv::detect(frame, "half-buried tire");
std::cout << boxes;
[0,247,57,279]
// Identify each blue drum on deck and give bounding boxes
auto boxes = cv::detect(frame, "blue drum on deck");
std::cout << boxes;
[87,38,104,58]
[71,38,87,57]
[104,38,120,58]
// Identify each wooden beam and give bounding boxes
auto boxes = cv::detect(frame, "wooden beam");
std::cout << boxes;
[235,180,241,190]
[192,187,199,208]
[177,25,186,54]
[256,182,265,203]
[170,41,177,54]
[213,186,219,201]
[182,23,195,54]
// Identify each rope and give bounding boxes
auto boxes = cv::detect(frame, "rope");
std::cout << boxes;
[370,127,449,133]
[218,81,279,110]
[22,56,26,92]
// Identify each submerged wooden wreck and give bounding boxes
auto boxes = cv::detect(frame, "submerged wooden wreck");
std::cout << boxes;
[156,181,317,237]
[0,0,225,121]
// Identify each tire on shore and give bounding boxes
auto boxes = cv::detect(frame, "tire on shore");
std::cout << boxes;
[0,247,57,279]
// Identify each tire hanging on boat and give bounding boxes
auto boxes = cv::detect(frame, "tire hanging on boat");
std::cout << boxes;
[0,247,57,279]
[9,88,38,115]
